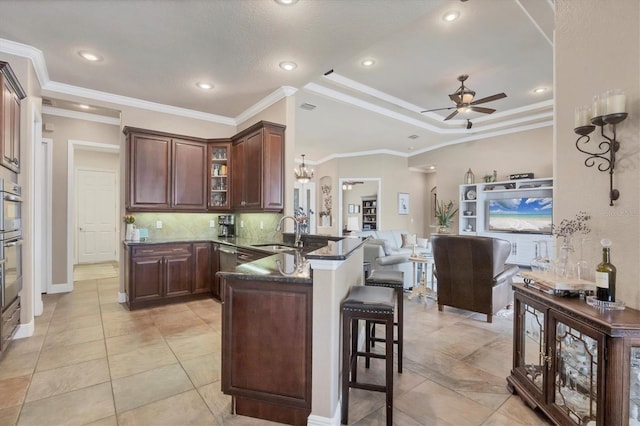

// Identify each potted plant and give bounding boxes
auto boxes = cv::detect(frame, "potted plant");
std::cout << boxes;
[435,200,458,233]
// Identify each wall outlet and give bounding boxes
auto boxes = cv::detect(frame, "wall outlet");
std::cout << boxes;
[240,220,244,228]
[209,220,216,228]
[260,221,264,230]
[156,220,163,229]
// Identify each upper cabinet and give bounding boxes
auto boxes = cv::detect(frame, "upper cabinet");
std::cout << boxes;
[231,121,285,212]
[124,127,208,212]
[0,62,26,174]
[208,140,232,211]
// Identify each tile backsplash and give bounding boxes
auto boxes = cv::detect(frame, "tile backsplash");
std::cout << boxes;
[129,212,283,241]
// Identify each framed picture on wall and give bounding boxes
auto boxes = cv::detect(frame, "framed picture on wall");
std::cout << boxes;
[398,192,409,215]
[348,204,355,214]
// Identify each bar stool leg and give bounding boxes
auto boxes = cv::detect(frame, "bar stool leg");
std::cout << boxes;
[396,287,403,373]
[385,312,394,425]
[341,311,351,425]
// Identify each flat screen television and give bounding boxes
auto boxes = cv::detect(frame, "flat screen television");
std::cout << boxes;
[487,197,552,234]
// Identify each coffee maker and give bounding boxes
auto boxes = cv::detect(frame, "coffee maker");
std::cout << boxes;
[218,215,235,237]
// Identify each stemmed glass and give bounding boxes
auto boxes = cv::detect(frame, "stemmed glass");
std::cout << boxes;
[531,240,551,274]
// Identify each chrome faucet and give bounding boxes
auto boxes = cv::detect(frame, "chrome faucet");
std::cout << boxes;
[276,215,302,248]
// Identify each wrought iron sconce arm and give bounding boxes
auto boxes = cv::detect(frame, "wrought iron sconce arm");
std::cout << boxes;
[573,112,627,206]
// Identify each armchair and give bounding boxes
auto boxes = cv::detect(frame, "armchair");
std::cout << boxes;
[431,234,519,323]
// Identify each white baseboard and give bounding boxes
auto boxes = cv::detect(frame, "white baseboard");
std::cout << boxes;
[12,319,34,340]
[47,282,73,294]
[308,402,341,426]
[118,292,127,303]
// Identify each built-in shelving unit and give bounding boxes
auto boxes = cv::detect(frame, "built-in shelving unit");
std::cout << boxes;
[210,145,229,209]
[361,196,377,230]
[459,177,554,265]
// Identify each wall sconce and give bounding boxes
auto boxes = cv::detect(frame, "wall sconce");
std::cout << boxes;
[294,154,314,184]
[574,89,627,206]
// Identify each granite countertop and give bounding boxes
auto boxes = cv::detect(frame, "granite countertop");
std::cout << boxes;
[123,235,366,261]
[124,234,366,282]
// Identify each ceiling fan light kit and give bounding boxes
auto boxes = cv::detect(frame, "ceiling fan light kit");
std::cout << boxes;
[573,89,628,206]
[422,74,507,122]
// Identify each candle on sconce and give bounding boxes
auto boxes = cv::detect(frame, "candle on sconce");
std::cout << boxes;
[592,94,605,118]
[606,89,626,114]
[574,105,591,128]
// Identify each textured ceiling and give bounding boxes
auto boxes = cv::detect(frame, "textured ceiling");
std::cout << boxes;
[0,0,554,165]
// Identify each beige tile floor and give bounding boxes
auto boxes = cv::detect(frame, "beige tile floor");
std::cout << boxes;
[0,264,551,425]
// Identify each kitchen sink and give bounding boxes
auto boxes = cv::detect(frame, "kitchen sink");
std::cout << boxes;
[252,244,297,252]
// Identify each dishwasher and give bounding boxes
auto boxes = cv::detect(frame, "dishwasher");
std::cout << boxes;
[218,245,237,272]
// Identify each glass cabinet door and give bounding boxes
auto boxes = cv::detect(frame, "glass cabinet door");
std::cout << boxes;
[630,347,640,424]
[209,144,230,210]
[514,295,547,397]
[550,311,603,425]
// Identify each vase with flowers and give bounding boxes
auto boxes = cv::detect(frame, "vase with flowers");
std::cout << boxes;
[552,211,591,278]
[435,200,458,233]
[124,215,136,241]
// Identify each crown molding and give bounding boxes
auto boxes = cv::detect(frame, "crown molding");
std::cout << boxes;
[42,106,121,126]
[0,38,50,87]
[234,86,297,125]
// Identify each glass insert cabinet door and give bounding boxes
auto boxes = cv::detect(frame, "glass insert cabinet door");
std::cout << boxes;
[549,310,603,426]
[514,296,547,398]
[210,144,230,209]
[630,348,640,424]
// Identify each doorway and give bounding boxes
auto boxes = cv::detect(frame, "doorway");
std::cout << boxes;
[293,182,316,235]
[76,168,118,264]
[338,178,382,233]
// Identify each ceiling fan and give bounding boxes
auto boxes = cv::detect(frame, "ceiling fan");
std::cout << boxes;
[421,74,507,122]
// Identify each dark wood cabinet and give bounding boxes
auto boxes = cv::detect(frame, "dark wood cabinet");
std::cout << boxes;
[124,127,208,211]
[125,243,195,309]
[0,62,26,174]
[172,138,208,210]
[508,283,640,425]
[221,277,312,425]
[193,242,213,295]
[231,121,285,212]
[211,244,222,300]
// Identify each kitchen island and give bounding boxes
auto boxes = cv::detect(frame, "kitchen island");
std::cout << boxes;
[218,236,366,426]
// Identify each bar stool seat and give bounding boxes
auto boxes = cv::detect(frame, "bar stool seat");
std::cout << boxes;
[365,270,404,372]
[341,285,395,426]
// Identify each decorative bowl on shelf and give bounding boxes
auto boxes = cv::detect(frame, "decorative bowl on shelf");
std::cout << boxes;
[586,296,625,310]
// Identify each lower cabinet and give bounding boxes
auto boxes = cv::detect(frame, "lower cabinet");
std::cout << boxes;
[125,243,213,310]
[221,277,312,425]
[508,283,640,425]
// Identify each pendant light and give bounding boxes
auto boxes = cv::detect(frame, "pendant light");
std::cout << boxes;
[295,154,314,184]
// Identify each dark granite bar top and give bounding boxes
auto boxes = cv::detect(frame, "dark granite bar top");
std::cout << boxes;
[217,251,313,284]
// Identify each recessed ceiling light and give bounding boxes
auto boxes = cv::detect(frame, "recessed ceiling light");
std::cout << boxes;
[196,82,213,90]
[361,58,375,67]
[274,0,298,4]
[279,61,297,71]
[78,104,90,109]
[428,166,435,170]
[442,10,460,22]
[533,87,548,94]
[78,50,103,62]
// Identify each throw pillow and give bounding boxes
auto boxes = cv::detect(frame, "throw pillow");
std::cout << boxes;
[401,233,417,248]
[417,237,429,248]
[366,238,393,255]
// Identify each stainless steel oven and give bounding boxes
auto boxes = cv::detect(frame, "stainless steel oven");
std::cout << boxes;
[0,180,22,310]
[0,180,21,237]
[1,233,22,309]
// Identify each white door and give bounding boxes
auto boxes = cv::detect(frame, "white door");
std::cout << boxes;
[77,169,117,263]
[294,182,316,235]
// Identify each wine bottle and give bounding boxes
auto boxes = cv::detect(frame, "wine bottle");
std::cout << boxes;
[595,239,616,302]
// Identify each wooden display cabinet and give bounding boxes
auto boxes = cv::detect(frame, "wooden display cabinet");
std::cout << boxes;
[208,140,232,211]
[508,283,640,425]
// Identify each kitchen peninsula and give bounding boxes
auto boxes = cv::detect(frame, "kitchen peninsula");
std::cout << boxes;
[219,235,365,425]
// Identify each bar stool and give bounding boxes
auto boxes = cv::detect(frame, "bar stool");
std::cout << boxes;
[365,270,404,372]
[341,285,394,426]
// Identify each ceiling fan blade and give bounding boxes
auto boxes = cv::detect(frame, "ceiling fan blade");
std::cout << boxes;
[468,106,496,114]
[421,106,456,113]
[444,110,459,121]
[470,93,506,105]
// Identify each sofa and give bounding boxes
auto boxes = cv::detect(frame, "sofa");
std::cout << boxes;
[358,230,431,289]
